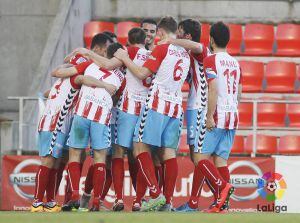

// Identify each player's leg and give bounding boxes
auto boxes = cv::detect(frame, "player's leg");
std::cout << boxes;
[127,150,138,191]
[133,108,167,211]
[99,154,112,211]
[31,131,57,212]
[89,121,111,211]
[212,129,235,212]
[197,128,234,213]
[67,115,90,210]
[152,150,164,190]
[111,145,125,211]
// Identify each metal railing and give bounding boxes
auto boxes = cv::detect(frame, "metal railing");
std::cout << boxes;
[4,96,300,156]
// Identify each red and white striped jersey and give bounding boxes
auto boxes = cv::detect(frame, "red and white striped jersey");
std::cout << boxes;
[143,44,191,118]
[204,52,242,129]
[117,46,152,116]
[75,62,125,125]
[187,47,210,110]
[38,54,87,133]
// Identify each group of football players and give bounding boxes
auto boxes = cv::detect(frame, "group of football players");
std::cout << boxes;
[31,16,242,213]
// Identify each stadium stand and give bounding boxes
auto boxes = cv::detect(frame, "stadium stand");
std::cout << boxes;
[257,102,286,127]
[231,135,245,154]
[245,135,278,154]
[199,23,210,47]
[116,21,139,45]
[278,135,300,154]
[243,24,274,56]
[265,61,297,93]
[287,103,300,127]
[239,61,264,92]
[84,21,115,48]
[238,102,253,128]
[275,24,300,57]
[227,24,242,56]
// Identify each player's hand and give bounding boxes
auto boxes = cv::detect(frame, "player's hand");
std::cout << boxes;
[71,48,91,59]
[206,116,216,131]
[104,83,117,96]
[114,48,128,61]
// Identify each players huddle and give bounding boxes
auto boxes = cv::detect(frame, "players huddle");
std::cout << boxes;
[31,16,242,213]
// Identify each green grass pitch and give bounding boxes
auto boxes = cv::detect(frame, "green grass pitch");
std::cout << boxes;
[0,212,300,223]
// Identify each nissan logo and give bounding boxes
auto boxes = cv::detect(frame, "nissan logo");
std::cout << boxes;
[9,159,41,200]
[229,160,263,201]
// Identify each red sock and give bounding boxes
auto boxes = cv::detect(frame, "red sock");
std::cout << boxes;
[64,174,72,204]
[92,163,106,207]
[84,165,94,194]
[128,160,138,191]
[163,158,178,204]
[112,158,124,200]
[155,165,164,190]
[55,162,66,195]
[34,165,50,202]
[135,168,147,204]
[197,160,226,195]
[205,178,218,201]
[188,166,205,209]
[100,168,112,201]
[136,152,161,198]
[46,168,58,202]
[68,162,81,201]
[218,166,230,183]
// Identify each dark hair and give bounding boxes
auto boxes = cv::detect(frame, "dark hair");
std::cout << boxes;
[141,18,157,27]
[107,42,123,59]
[91,33,113,49]
[102,31,117,40]
[128,28,146,45]
[178,19,201,42]
[157,16,177,34]
[210,22,230,48]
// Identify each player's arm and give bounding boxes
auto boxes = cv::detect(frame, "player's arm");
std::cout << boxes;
[72,48,123,70]
[206,79,218,131]
[51,67,78,78]
[169,38,203,55]
[74,75,117,96]
[52,61,92,78]
[114,49,152,80]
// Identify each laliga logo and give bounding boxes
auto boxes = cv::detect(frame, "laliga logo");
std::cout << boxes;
[9,159,41,200]
[257,172,287,201]
[229,160,263,201]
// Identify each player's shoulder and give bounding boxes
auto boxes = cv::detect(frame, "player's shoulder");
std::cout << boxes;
[111,68,125,81]
[203,53,217,65]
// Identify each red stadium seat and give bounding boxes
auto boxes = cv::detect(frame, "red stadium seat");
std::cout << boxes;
[182,100,187,127]
[239,61,264,92]
[200,23,210,47]
[243,24,274,56]
[231,135,245,154]
[265,61,296,93]
[287,103,300,127]
[227,24,242,55]
[278,135,300,154]
[84,21,115,48]
[117,21,139,45]
[245,135,278,154]
[238,103,253,128]
[275,24,300,56]
[258,102,286,127]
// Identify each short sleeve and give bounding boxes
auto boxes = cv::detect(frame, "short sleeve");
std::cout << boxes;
[143,44,169,73]
[69,74,82,89]
[127,46,139,60]
[192,46,210,63]
[203,54,217,83]
[74,61,93,74]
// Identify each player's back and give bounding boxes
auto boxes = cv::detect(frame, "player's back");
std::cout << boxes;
[144,43,190,118]
[204,52,242,129]
[75,63,124,124]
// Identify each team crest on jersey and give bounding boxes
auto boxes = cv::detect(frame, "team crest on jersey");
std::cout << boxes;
[206,68,217,79]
